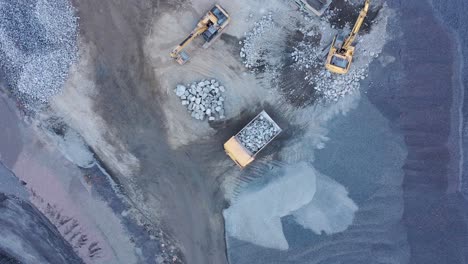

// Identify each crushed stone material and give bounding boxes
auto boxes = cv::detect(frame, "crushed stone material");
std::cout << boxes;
[0,0,78,111]
[237,115,279,154]
[174,79,226,121]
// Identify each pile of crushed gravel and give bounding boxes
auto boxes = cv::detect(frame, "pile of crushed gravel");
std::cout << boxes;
[239,13,274,70]
[0,0,78,111]
[239,12,286,74]
[289,19,375,101]
[174,79,226,121]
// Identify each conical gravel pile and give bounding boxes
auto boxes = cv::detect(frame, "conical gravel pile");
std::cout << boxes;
[0,0,78,111]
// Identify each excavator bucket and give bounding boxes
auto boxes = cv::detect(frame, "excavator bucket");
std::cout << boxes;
[176,51,190,65]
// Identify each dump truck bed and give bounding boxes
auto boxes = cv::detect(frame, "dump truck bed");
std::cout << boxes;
[224,111,281,168]
[295,0,332,16]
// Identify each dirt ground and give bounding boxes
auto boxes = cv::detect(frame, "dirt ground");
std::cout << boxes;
[50,0,281,263]
[47,0,386,263]
[48,0,296,263]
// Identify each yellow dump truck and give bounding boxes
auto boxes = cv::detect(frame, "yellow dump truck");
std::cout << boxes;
[224,111,282,168]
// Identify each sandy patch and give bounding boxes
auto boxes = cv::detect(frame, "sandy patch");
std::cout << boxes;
[50,42,140,177]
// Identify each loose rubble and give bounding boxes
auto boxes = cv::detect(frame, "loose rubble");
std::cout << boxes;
[312,67,368,101]
[240,13,274,70]
[237,116,279,154]
[291,33,321,71]
[239,12,285,74]
[0,0,78,111]
[174,79,226,121]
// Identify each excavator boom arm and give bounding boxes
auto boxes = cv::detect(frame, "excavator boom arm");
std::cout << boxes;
[171,25,208,57]
[342,0,370,49]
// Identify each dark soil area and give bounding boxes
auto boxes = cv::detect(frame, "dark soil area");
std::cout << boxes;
[327,0,381,33]
[0,194,84,264]
[368,0,468,263]
[279,29,320,108]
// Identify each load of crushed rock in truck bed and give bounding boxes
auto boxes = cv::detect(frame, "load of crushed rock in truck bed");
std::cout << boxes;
[174,79,226,121]
[237,115,279,154]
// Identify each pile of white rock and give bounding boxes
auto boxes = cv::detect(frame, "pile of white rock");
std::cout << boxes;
[239,12,274,70]
[174,79,226,121]
[0,0,78,111]
[237,116,279,154]
[312,68,368,101]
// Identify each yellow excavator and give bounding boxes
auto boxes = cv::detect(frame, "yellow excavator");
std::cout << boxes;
[170,4,230,65]
[325,0,370,74]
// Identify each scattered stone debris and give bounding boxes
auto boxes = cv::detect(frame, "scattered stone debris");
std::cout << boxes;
[288,27,368,102]
[240,12,274,70]
[238,4,388,103]
[237,115,280,154]
[151,230,183,264]
[312,67,368,101]
[239,12,285,74]
[291,35,321,71]
[174,79,226,121]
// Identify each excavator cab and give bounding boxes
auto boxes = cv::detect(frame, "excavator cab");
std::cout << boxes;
[325,0,370,74]
[325,35,354,74]
[329,53,351,71]
[170,4,230,65]
[201,5,230,46]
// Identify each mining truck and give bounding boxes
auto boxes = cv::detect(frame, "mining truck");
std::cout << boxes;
[224,111,282,168]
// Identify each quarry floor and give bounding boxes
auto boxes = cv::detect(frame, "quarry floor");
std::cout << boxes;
[50,0,285,263]
[33,0,383,263]
[2,0,467,263]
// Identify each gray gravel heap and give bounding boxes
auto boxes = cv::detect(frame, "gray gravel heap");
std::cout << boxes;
[237,115,279,154]
[174,79,226,121]
[239,13,274,70]
[0,0,78,111]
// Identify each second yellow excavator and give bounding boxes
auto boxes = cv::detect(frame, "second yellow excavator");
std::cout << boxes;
[325,0,370,74]
[170,4,230,65]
